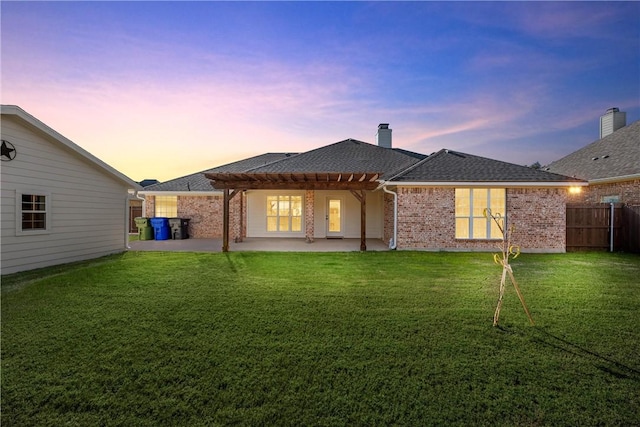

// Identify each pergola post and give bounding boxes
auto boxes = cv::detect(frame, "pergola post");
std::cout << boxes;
[222,189,241,252]
[351,190,367,251]
[222,189,230,252]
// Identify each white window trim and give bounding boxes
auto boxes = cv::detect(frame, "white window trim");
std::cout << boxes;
[15,190,51,236]
[154,195,178,218]
[266,194,303,234]
[455,188,505,240]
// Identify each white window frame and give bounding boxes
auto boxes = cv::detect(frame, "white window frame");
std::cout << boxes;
[15,190,51,236]
[266,194,303,233]
[455,188,506,240]
[601,195,620,203]
[155,196,178,218]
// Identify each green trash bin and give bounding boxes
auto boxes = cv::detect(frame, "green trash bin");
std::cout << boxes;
[134,217,154,240]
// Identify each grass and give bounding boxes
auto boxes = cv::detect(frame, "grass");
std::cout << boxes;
[2,251,639,426]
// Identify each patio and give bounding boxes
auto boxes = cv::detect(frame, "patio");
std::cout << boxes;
[127,237,390,253]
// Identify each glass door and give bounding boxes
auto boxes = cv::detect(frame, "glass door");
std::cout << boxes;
[326,198,343,238]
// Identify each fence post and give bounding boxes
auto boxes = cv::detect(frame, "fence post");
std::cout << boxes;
[610,203,614,252]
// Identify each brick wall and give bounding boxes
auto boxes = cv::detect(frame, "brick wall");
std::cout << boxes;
[394,186,567,252]
[579,179,640,205]
[396,187,455,249]
[178,195,225,238]
[144,195,224,238]
[144,196,155,218]
[305,190,315,241]
[143,194,248,239]
[229,193,243,242]
[507,188,566,252]
[383,192,394,245]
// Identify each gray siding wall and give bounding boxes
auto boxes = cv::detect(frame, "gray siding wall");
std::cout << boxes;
[1,115,130,274]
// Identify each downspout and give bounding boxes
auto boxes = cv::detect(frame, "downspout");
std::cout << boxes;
[125,190,146,250]
[382,185,398,250]
[125,194,132,249]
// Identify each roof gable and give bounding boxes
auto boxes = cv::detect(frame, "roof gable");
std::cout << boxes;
[545,120,640,181]
[390,149,583,184]
[1,105,141,189]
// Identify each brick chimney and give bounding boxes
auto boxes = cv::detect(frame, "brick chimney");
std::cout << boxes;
[600,107,626,138]
[376,123,392,148]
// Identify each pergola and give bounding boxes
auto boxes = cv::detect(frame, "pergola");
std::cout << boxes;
[205,172,382,252]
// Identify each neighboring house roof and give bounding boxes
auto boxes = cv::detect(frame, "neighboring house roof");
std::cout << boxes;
[545,120,640,182]
[1,105,141,189]
[139,179,160,187]
[142,152,297,192]
[389,149,585,185]
[247,139,426,176]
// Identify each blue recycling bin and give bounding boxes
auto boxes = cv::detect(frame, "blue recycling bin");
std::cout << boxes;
[149,217,170,241]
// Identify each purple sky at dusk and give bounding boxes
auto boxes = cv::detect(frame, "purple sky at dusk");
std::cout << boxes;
[2,1,639,183]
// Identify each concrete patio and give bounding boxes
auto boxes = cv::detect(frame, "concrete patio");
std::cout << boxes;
[127,237,390,253]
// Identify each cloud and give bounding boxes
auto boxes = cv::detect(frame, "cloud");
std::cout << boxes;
[2,1,637,181]
[507,2,630,40]
[2,31,387,180]
[455,2,637,41]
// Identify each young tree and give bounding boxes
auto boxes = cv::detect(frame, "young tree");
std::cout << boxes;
[484,208,535,327]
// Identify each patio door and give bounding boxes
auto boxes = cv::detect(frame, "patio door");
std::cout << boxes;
[326,198,343,238]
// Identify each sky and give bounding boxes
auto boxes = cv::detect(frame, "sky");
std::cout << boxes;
[2,1,639,183]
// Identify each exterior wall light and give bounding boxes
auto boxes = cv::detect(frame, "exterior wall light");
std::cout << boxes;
[569,186,582,194]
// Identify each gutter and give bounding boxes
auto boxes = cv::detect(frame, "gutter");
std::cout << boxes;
[588,173,640,185]
[384,181,587,188]
[137,190,220,196]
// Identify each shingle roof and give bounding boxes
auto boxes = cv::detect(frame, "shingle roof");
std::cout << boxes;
[247,139,425,177]
[144,136,585,193]
[544,120,640,181]
[142,153,296,192]
[389,149,584,183]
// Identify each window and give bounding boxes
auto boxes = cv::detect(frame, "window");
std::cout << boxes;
[455,188,505,239]
[16,191,50,235]
[266,195,302,232]
[601,195,620,203]
[155,196,177,217]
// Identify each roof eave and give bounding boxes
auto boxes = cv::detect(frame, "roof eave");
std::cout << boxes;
[138,190,221,196]
[2,105,142,190]
[588,173,640,185]
[381,181,588,187]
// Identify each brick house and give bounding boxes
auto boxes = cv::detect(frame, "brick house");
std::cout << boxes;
[545,109,640,205]
[140,124,584,252]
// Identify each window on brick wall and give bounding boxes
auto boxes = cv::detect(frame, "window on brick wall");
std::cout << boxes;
[155,196,177,217]
[266,195,302,232]
[455,188,505,239]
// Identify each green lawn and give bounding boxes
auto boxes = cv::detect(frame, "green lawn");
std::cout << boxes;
[2,252,639,426]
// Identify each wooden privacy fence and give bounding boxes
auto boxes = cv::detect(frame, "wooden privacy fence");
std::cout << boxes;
[566,203,640,252]
[129,205,143,233]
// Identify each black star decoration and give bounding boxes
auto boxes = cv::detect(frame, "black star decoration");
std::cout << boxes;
[1,140,16,161]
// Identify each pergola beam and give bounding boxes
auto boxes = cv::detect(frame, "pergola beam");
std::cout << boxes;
[210,181,379,191]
